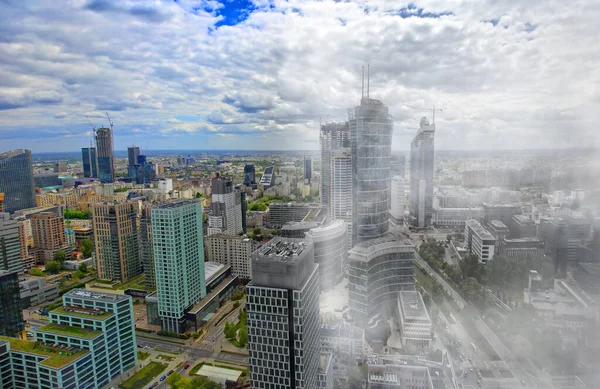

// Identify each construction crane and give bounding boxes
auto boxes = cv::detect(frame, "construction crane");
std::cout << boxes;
[105,112,114,131]
[403,105,444,124]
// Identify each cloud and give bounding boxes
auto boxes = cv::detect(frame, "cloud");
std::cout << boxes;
[0,0,598,151]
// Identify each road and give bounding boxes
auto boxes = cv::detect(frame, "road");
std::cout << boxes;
[415,253,467,310]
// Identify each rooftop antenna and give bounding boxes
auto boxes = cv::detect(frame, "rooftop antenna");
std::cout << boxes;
[361,66,365,99]
[367,64,370,98]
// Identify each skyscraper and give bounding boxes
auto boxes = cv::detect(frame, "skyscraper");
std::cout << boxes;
[390,175,405,224]
[330,148,353,240]
[151,200,206,333]
[140,204,155,288]
[320,122,349,211]
[307,220,348,291]
[0,213,24,274]
[349,94,393,245]
[91,201,142,282]
[81,147,98,178]
[31,212,70,263]
[0,149,36,214]
[304,154,312,184]
[247,238,320,389]
[208,176,243,236]
[409,117,435,228]
[0,270,24,338]
[95,127,114,183]
[243,164,256,186]
[127,146,140,182]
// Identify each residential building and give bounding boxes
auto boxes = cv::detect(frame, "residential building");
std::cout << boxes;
[243,164,256,187]
[140,204,155,288]
[0,289,137,389]
[0,149,36,213]
[349,95,393,245]
[0,270,24,338]
[16,217,35,269]
[390,175,405,224]
[397,291,432,349]
[95,127,114,183]
[510,215,537,238]
[307,220,348,291]
[320,122,349,211]
[348,236,415,325]
[81,147,98,178]
[205,234,261,279]
[91,202,142,282]
[330,148,352,240]
[259,166,275,189]
[0,213,24,274]
[31,212,70,263]
[151,200,206,333]
[409,117,435,228]
[247,238,320,389]
[464,219,496,263]
[304,154,312,184]
[207,176,243,236]
[498,237,545,262]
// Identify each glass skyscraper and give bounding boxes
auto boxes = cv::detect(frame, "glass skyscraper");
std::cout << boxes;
[409,117,435,228]
[349,97,393,246]
[81,147,98,178]
[320,122,349,211]
[0,149,36,214]
[0,270,24,338]
[95,127,114,183]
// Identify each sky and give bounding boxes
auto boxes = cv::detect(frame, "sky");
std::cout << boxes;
[0,0,599,152]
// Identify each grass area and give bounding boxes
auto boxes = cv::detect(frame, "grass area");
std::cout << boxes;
[137,351,150,360]
[51,306,113,319]
[119,362,167,389]
[115,275,154,292]
[157,354,175,361]
[156,349,179,355]
[0,336,88,368]
[189,362,205,375]
[38,323,102,339]
[134,333,185,345]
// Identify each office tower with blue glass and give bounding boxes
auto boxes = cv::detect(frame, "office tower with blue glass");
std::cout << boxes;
[243,164,256,187]
[409,117,435,228]
[81,147,98,178]
[151,200,206,333]
[0,270,24,338]
[127,146,140,182]
[95,127,114,183]
[0,149,36,214]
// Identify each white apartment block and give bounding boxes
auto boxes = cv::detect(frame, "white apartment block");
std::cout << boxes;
[397,291,432,349]
[464,219,496,263]
[390,175,405,223]
[205,234,260,279]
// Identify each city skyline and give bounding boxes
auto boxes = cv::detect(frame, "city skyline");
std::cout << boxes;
[1,1,598,152]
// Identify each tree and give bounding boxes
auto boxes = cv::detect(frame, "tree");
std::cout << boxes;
[53,250,67,263]
[81,239,93,258]
[29,268,45,277]
[459,254,484,283]
[73,270,85,279]
[446,234,452,242]
[78,263,88,273]
[238,327,248,347]
[462,277,484,308]
[45,261,62,274]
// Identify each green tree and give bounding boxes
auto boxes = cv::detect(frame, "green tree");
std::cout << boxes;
[78,263,88,273]
[431,282,444,303]
[73,270,85,279]
[45,261,62,274]
[459,254,484,283]
[29,268,45,277]
[238,327,248,347]
[53,250,67,263]
[462,277,484,308]
[81,239,93,258]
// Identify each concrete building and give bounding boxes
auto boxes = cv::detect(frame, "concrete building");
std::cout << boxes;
[0,213,24,274]
[0,270,24,338]
[307,220,348,291]
[498,237,545,262]
[247,238,320,389]
[320,122,349,212]
[432,204,483,228]
[31,212,70,264]
[207,176,243,236]
[16,217,35,270]
[34,173,62,189]
[348,236,415,325]
[482,203,522,227]
[368,363,434,389]
[95,127,114,183]
[464,219,496,263]
[330,148,352,240]
[409,117,435,228]
[320,324,365,365]
[259,166,276,189]
[397,291,432,349]
[0,149,36,213]
[350,95,393,245]
[486,219,510,252]
[280,221,318,239]
[205,234,261,279]
[91,202,142,282]
[0,289,137,389]
[539,216,592,273]
[510,215,537,238]
[19,277,59,307]
[81,147,98,178]
[0,193,3,212]
[317,353,334,389]
[390,175,405,224]
[140,204,155,288]
[151,200,206,333]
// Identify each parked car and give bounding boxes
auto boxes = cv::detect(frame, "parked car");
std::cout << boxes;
[183,363,190,369]
[167,370,174,376]
[160,375,166,382]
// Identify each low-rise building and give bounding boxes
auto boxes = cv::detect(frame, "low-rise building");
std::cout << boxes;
[464,219,496,263]
[498,237,545,262]
[19,277,59,307]
[510,214,537,238]
[432,205,483,228]
[397,291,432,349]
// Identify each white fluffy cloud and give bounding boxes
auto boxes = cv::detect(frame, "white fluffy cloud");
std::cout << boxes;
[0,0,598,151]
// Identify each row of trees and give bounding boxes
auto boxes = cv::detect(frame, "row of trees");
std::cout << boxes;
[224,309,248,348]
[166,372,222,389]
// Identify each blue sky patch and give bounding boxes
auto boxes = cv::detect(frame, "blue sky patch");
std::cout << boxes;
[176,116,200,121]
[388,3,453,19]
[206,0,257,27]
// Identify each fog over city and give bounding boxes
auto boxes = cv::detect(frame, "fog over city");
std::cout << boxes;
[1,0,599,151]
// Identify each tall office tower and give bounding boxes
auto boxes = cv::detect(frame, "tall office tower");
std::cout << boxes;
[151,200,206,333]
[0,289,137,389]
[409,117,435,228]
[205,234,260,279]
[140,204,155,288]
[81,147,98,178]
[348,236,415,325]
[31,212,70,263]
[0,213,24,274]
[0,193,4,212]
[259,166,276,189]
[307,220,348,291]
[304,154,312,184]
[320,122,350,211]
[91,202,142,282]
[349,94,393,245]
[392,154,406,178]
[207,176,243,236]
[330,148,353,240]
[127,146,140,182]
[390,175,405,224]
[243,164,256,186]
[0,270,24,338]
[95,127,115,183]
[0,149,36,214]
[240,189,247,234]
[247,238,320,389]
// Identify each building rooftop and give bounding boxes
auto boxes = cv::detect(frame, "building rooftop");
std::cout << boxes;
[281,221,319,231]
[204,262,226,282]
[466,219,495,240]
[513,215,534,224]
[38,323,102,339]
[0,337,89,369]
[503,237,542,243]
[65,289,130,302]
[255,237,311,262]
[153,199,199,209]
[350,235,413,255]
[579,262,600,276]
[51,306,114,320]
[399,291,430,321]
[488,220,509,230]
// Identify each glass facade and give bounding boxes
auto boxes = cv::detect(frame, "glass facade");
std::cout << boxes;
[81,147,98,178]
[0,271,24,338]
[320,122,349,211]
[95,127,114,183]
[409,117,435,228]
[0,149,36,214]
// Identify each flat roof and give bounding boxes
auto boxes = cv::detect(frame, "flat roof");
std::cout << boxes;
[51,306,113,320]
[579,262,600,276]
[196,365,242,382]
[466,219,495,240]
[488,220,509,230]
[65,289,130,302]
[0,337,89,369]
[38,323,102,339]
[399,291,430,321]
[204,262,226,282]
[153,199,199,209]
[255,237,310,262]
[513,215,534,224]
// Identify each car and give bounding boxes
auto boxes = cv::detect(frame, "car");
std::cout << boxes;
[148,384,157,389]
[167,370,174,376]
[183,363,190,369]
[137,345,142,348]
[160,375,166,382]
